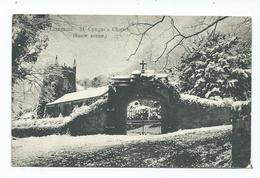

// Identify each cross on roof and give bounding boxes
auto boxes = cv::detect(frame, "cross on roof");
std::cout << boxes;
[139,60,147,73]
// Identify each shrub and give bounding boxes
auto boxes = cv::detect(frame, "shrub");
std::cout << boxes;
[178,33,251,101]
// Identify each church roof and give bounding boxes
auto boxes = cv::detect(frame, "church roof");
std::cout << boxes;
[47,85,109,106]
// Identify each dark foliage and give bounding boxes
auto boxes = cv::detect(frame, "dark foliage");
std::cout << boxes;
[178,33,251,101]
[36,64,76,118]
[12,15,52,84]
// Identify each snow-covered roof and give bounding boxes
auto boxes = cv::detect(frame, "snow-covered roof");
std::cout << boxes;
[131,70,141,75]
[47,85,109,106]
[155,73,168,78]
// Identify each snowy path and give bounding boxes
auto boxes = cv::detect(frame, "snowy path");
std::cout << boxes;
[12,125,232,167]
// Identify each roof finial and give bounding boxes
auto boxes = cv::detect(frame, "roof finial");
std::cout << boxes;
[139,60,147,73]
[73,58,76,67]
[55,55,58,65]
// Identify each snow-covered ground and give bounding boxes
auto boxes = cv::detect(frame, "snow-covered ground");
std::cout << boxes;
[127,125,161,135]
[12,125,232,167]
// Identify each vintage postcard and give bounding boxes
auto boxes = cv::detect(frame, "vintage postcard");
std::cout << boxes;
[11,15,251,168]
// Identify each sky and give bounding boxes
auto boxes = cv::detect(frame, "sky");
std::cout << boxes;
[39,15,141,79]
[37,15,247,80]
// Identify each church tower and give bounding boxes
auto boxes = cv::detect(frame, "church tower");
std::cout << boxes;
[72,58,77,91]
[37,56,77,118]
[73,58,76,76]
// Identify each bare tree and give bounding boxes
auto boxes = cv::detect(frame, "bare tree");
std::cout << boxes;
[124,16,229,69]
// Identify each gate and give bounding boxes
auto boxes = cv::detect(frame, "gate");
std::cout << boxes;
[105,64,180,135]
[126,106,162,135]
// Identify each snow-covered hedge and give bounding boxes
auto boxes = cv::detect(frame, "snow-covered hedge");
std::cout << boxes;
[12,116,73,129]
[12,98,108,137]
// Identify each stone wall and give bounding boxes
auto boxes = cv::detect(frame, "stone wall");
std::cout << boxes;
[65,98,107,136]
[176,94,251,168]
[13,93,250,149]
[232,101,251,168]
[12,99,107,138]
[177,94,233,129]
[67,108,107,136]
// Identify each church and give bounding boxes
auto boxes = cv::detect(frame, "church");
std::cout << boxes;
[45,86,108,117]
[41,56,108,118]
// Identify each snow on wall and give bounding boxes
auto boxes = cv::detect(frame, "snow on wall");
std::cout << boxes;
[12,116,73,129]
[12,98,108,137]
[67,98,108,135]
[12,92,250,137]
[70,98,107,118]
[178,94,250,129]
[180,94,250,109]
[180,94,230,107]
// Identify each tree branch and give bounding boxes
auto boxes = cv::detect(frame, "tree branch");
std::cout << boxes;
[183,16,228,38]
[126,16,228,64]
[153,34,181,62]
[126,16,166,61]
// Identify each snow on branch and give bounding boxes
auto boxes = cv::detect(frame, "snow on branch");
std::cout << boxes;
[126,16,229,67]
